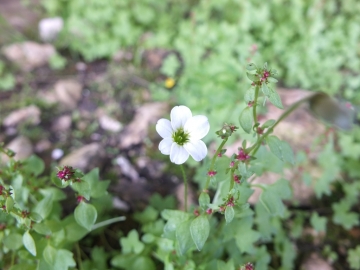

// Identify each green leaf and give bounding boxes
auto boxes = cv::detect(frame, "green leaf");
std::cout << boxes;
[332,201,359,230]
[149,194,176,211]
[72,181,91,200]
[246,63,257,72]
[261,83,270,96]
[160,54,180,78]
[6,196,14,213]
[347,246,360,270]
[268,87,283,109]
[33,223,51,235]
[267,77,278,83]
[225,206,235,223]
[3,233,23,250]
[23,155,45,176]
[33,195,53,219]
[239,107,253,134]
[310,212,327,232]
[23,231,36,256]
[259,179,292,217]
[120,229,144,254]
[199,192,210,210]
[54,249,76,270]
[82,168,110,198]
[244,87,256,103]
[176,219,194,255]
[234,217,260,254]
[261,119,276,128]
[74,202,97,231]
[190,215,210,251]
[43,245,57,265]
[133,206,158,224]
[266,136,295,164]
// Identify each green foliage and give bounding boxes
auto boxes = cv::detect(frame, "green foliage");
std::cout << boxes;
[348,246,360,270]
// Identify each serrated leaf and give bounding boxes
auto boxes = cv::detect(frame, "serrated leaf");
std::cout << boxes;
[176,219,194,255]
[347,246,360,269]
[310,212,327,232]
[23,231,36,256]
[120,229,144,254]
[54,249,76,270]
[239,107,253,134]
[261,83,270,96]
[74,202,97,231]
[268,87,283,109]
[225,206,235,223]
[190,215,210,251]
[266,136,295,164]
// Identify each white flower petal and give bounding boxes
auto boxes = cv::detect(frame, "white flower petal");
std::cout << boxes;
[156,119,173,138]
[170,106,192,130]
[159,138,173,155]
[184,115,210,140]
[184,140,208,162]
[170,144,189,164]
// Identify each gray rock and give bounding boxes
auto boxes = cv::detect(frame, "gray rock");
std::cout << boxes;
[54,79,82,110]
[2,41,55,71]
[300,253,332,270]
[119,102,167,149]
[115,156,139,181]
[52,115,72,132]
[99,114,123,133]
[2,105,41,127]
[38,17,64,42]
[59,143,105,172]
[1,136,33,163]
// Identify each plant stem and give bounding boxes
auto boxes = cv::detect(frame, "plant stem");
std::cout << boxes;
[75,242,83,270]
[229,168,235,191]
[248,93,317,155]
[180,164,188,212]
[204,138,228,190]
[91,216,126,231]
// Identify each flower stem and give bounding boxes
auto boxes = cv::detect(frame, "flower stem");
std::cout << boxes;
[205,138,228,190]
[248,93,317,155]
[229,168,235,191]
[91,216,126,231]
[180,165,188,212]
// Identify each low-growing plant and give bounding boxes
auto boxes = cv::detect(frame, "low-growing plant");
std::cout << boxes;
[1,63,359,269]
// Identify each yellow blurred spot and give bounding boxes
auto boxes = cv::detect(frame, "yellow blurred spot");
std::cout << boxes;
[165,78,175,89]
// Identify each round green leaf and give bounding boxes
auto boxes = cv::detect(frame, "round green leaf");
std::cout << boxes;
[239,107,253,134]
[43,245,57,265]
[23,230,36,256]
[4,233,23,250]
[225,206,235,223]
[74,202,97,231]
[190,215,210,251]
[6,196,14,213]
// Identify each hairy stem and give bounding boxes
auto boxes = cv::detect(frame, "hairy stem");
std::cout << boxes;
[204,138,228,190]
[180,165,188,212]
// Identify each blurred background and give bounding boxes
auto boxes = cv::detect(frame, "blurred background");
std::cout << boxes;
[1,0,360,269]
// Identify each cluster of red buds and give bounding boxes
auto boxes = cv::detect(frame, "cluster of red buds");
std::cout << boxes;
[239,262,254,270]
[216,123,238,139]
[233,175,242,184]
[260,70,270,82]
[207,170,217,177]
[237,149,250,162]
[56,166,75,181]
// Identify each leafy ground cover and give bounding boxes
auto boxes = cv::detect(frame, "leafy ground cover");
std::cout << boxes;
[1,0,360,269]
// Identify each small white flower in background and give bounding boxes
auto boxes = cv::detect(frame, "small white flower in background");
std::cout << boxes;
[156,105,210,165]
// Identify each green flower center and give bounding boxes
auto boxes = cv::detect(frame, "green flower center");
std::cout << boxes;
[172,128,190,146]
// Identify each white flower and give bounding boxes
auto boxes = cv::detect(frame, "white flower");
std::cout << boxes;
[156,105,210,165]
